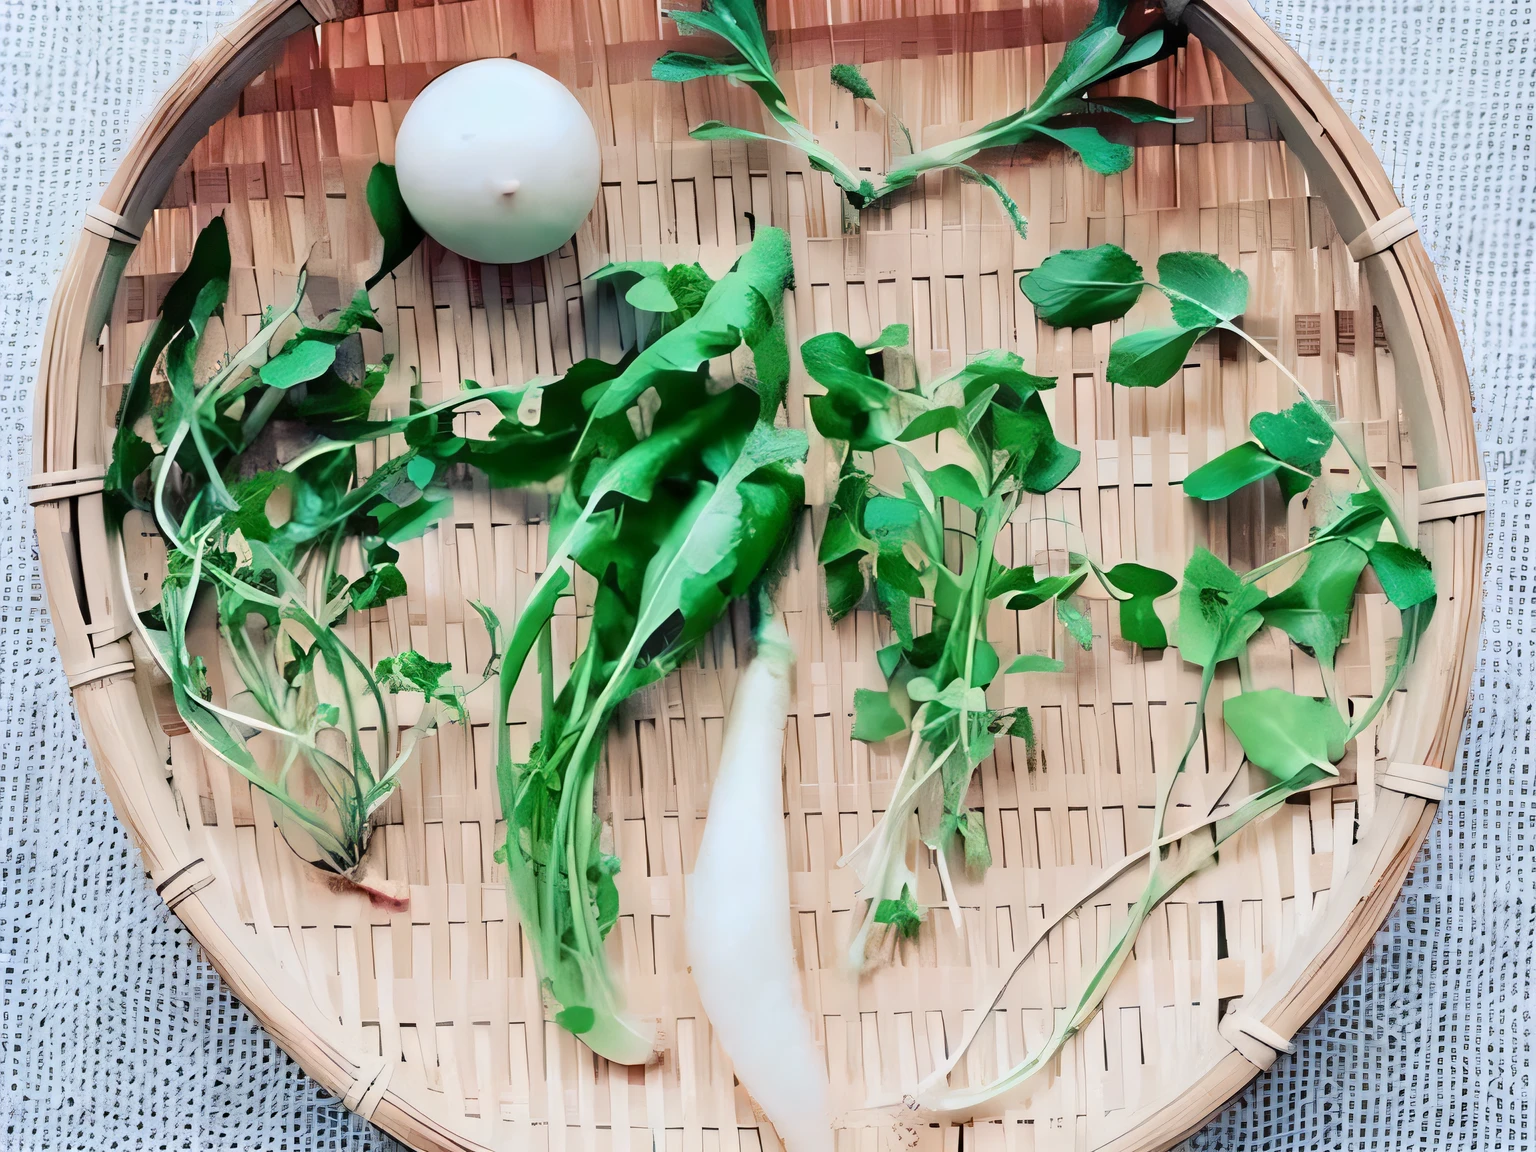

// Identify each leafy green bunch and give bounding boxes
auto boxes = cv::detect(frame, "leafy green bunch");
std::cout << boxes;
[105,197,487,880]
[910,244,1439,1111]
[804,324,1179,966]
[653,0,1186,236]
[467,227,807,1063]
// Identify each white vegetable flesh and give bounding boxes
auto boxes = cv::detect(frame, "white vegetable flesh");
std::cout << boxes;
[686,621,833,1152]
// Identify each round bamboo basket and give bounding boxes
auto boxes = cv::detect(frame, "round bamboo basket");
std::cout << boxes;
[31,0,1482,1149]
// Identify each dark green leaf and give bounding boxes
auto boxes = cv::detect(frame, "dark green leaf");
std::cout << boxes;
[1369,541,1436,609]
[1250,400,1333,474]
[1102,562,1177,649]
[1223,689,1349,783]
[1033,122,1135,174]
[1107,325,1201,388]
[923,463,986,509]
[349,563,407,611]
[365,162,425,290]
[1086,96,1187,123]
[1182,441,1314,503]
[1020,244,1145,328]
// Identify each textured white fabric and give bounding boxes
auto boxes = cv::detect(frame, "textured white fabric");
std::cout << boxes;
[0,2,1524,1149]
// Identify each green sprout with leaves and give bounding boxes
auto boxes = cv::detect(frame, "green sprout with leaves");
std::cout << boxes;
[804,324,1179,968]
[103,188,491,886]
[653,0,1187,236]
[903,246,1438,1112]
[397,226,806,1063]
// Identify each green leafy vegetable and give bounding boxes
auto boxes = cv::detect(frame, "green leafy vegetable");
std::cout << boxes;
[105,214,487,882]
[1184,401,1334,503]
[654,0,1183,235]
[1258,540,1367,668]
[873,884,925,939]
[487,229,809,1060]
[1369,541,1436,608]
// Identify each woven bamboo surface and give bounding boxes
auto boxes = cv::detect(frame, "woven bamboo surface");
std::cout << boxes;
[30,1,1483,1150]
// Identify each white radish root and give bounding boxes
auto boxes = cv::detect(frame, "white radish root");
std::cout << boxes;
[686,619,833,1152]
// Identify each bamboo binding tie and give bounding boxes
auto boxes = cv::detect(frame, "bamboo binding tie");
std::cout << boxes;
[1418,480,1488,521]
[1346,205,1419,261]
[81,204,141,245]
[1379,762,1452,803]
[154,857,215,911]
[343,1054,394,1122]
[1219,1007,1296,1071]
[27,466,105,504]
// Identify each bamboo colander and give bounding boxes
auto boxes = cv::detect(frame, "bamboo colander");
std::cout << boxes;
[30,0,1482,1149]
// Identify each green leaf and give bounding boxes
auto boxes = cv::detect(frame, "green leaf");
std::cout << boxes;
[651,51,758,85]
[968,638,1000,689]
[1251,401,1333,475]
[1177,548,1265,670]
[1369,541,1436,609]
[1157,251,1249,327]
[1057,598,1093,649]
[1102,561,1177,648]
[852,688,908,742]
[1259,540,1368,667]
[1085,96,1187,123]
[1183,441,1314,503]
[923,463,986,509]
[349,562,407,611]
[365,162,425,290]
[1020,245,1145,328]
[1033,123,1135,175]
[1006,654,1065,674]
[1223,689,1349,783]
[1107,325,1201,388]
[376,649,453,696]
[830,63,876,100]
[873,883,925,939]
[624,276,679,313]
[259,340,337,389]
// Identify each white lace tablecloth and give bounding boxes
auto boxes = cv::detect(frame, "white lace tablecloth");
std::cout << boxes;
[0,2,1525,1148]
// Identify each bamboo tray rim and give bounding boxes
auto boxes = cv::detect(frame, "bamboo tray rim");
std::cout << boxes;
[30,2,1483,1150]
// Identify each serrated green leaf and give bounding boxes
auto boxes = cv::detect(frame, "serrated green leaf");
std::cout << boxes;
[1259,540,1368,667]
[1107,325,1202,388]
[1369,541,1436,608]
[1157,251,1249,327]
[1020,244,1145,328]
[1223,689,1349,783]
